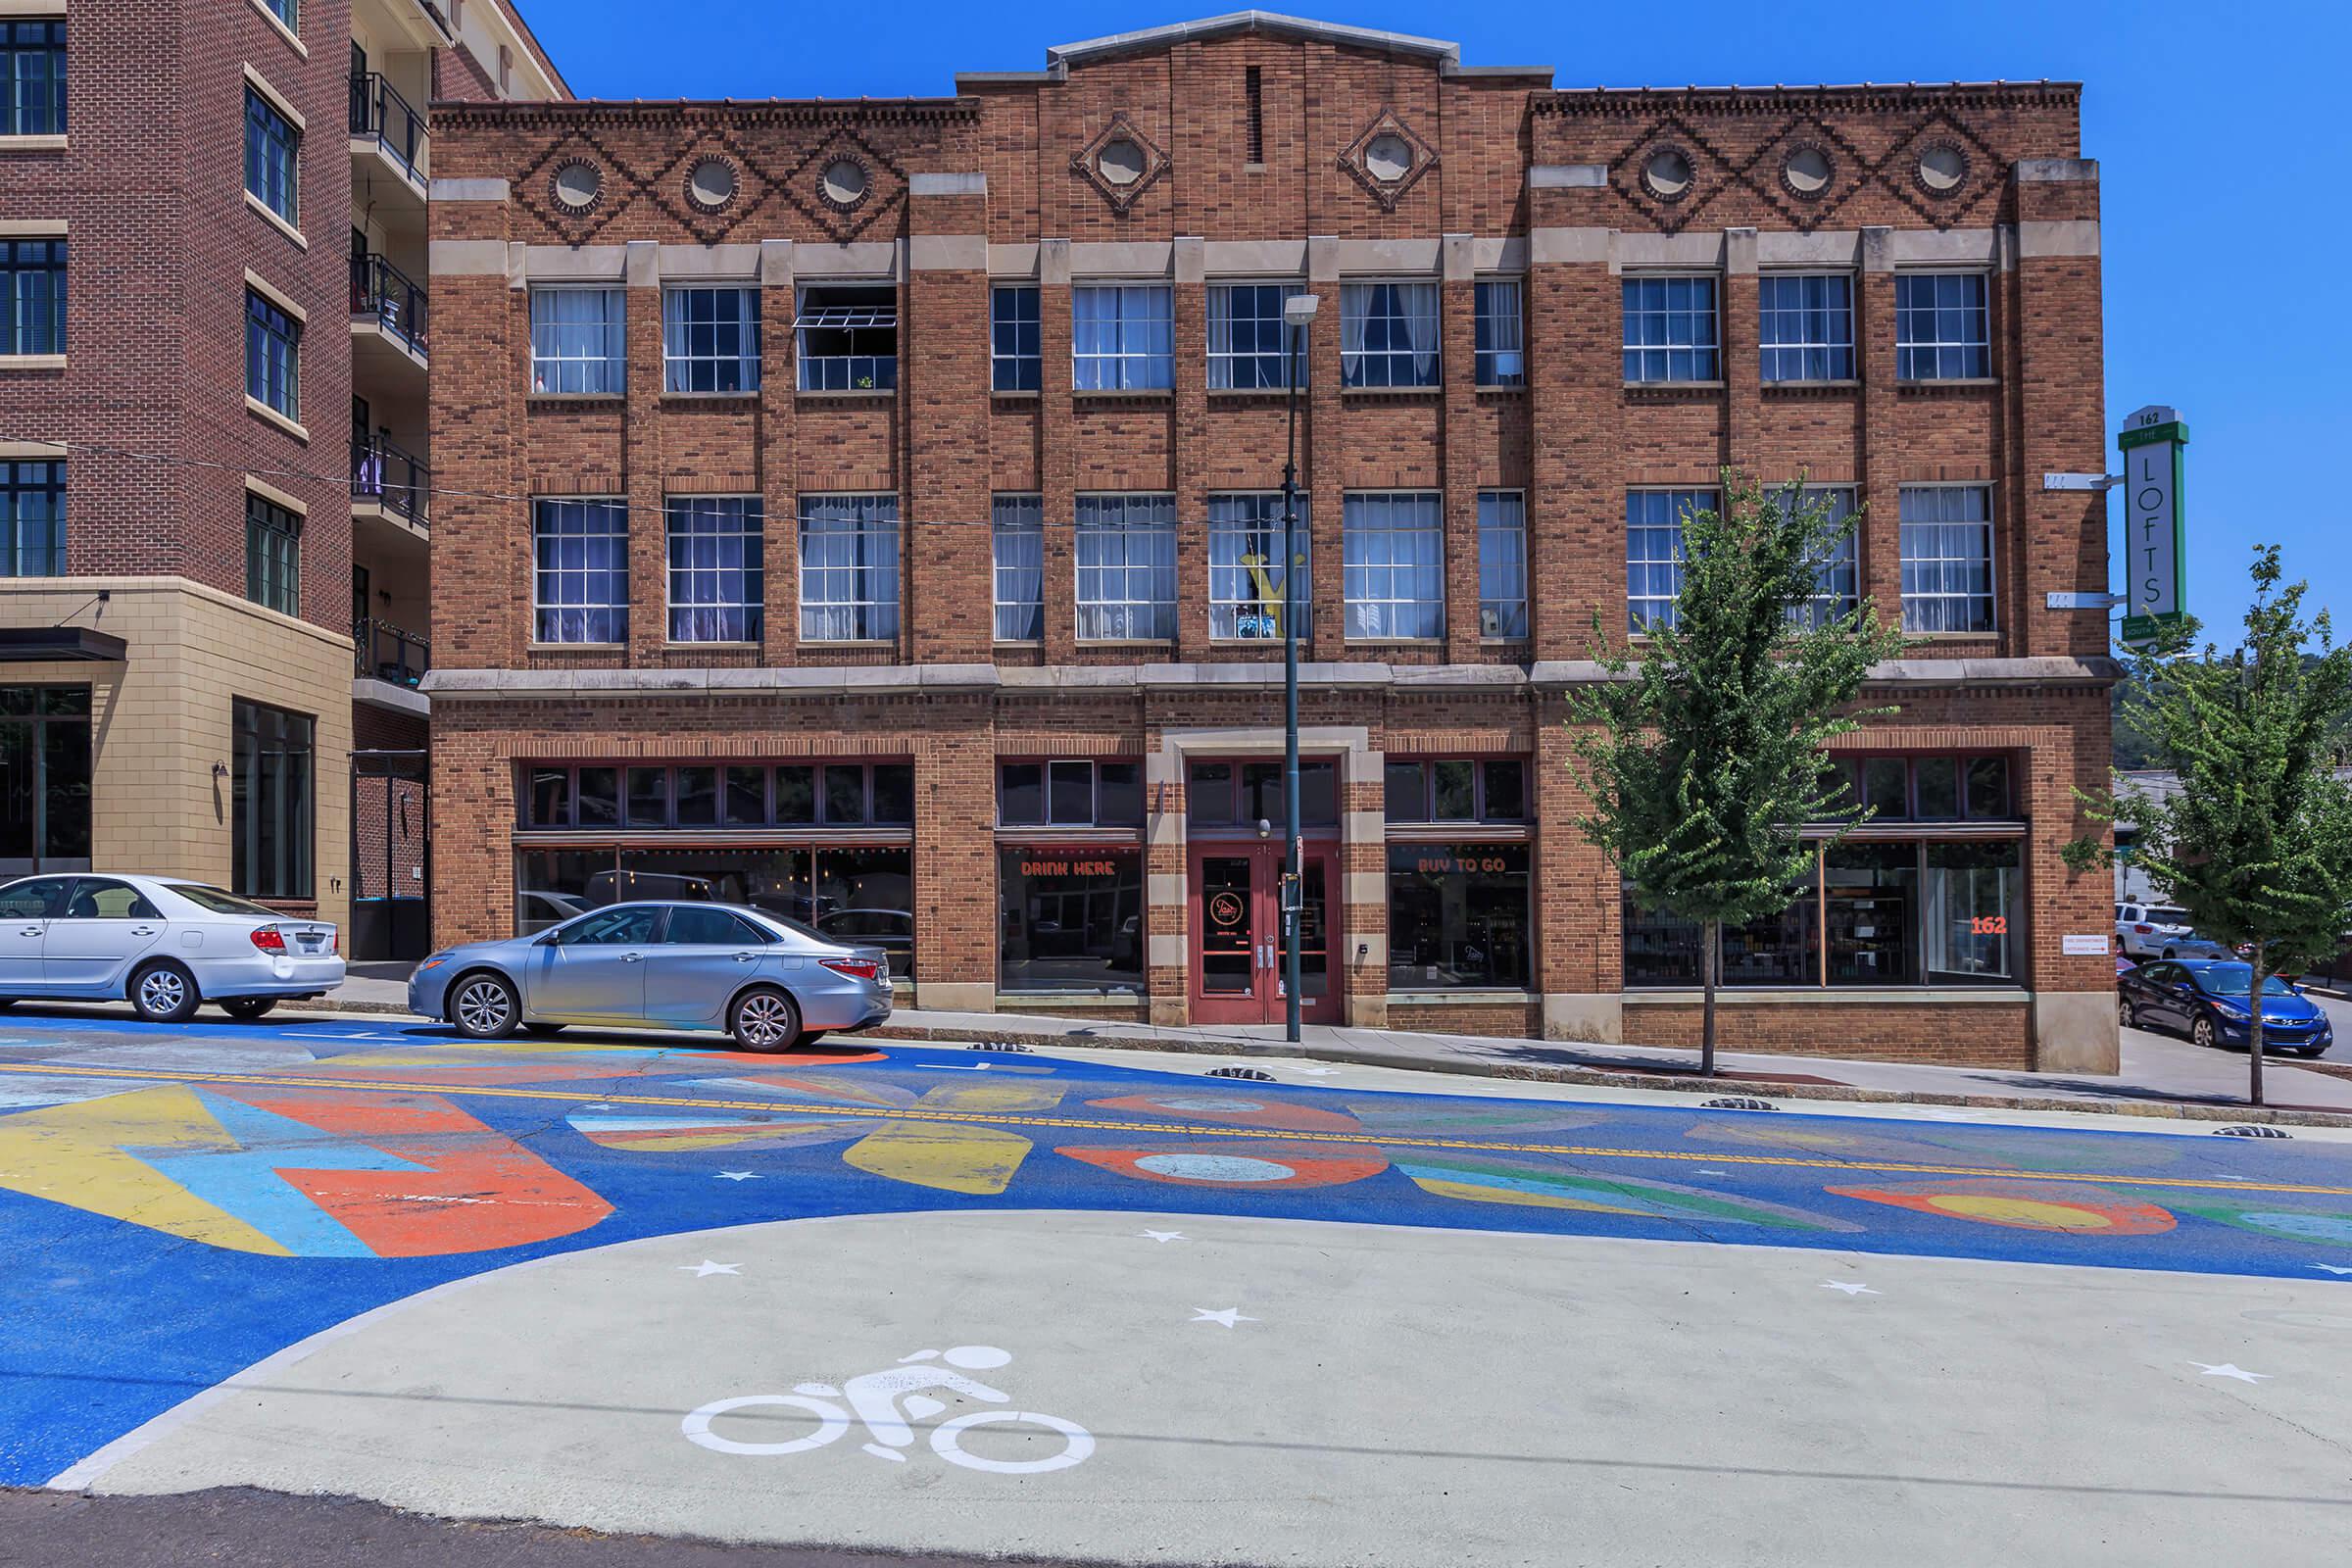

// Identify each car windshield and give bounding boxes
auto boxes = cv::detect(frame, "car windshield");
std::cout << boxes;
[165,883,283,918]
[2194,964,2294,997]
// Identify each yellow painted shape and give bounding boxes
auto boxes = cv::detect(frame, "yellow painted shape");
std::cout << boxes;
[1407,1175,1649,1215]
[0,1086,292,1255]
[843,1121,1036,1195]
[587,1117,869,1152]
[1927,1194,2111,1230]
[918,1083,1067,1112]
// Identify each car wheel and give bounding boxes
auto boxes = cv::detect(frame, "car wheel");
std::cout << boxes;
[450,971,520,1040]
[520,1020,565,1037]
[2192,1014,2218,1051]
[220,998,277,1021]
[729,986,801,1054]
[129,960,200,1024]
[2118,999,2136,1030]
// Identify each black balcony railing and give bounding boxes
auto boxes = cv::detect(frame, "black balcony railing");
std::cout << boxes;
[355,617,430,688]
[351,252,428,358]
[351,435,429,526]
[349,73,427,181]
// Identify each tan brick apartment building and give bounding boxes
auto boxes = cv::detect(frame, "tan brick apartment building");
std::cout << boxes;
[0,0,560,952]
[423,11,2120,1070]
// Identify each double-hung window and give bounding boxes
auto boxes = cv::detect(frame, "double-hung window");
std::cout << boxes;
[243,86,299,226]
[991,493,1044,642]
[1071,284,1171,390]
[1342,492,1443,639]
[1899,485,1994,632]
[533,499,629,644]
[244,287,300,420]
[0,22,65,137]
[1206,282,1304,389]
[1474,279,1524,386]
[1758,273,1853,381]
[991,284,1040,391]
[795,281,897,391]
[1626,489,1715,632]
[244,491,300,615]
[0,237,64,356]
[662,285,760,393]
[0,459,62,576]
[1783,485,1859,627]
[1622,275,1718,382]
[1477,490,1528,639]
[529,287,623,395]
[799,494,899,643]
[1207,492,1307,640]
[1074,493,1176,641]
[1340,281,1439,388]
[665,497,762,643]
[1895,272,1989,380]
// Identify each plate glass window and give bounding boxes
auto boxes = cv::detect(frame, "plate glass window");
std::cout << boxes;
[1757,273,1852,381]
[1626,490,1714,631]
[1074,493,1177,641]
[1389,844,1532,991]
[795,281,897,391]
[662,285,760,393]
[1895,272,1989,380]
[1343,492,1442,639]
[1206,282,1304,389]
[665,496,762,643]
[991,493,1044,641]
[0,460,62,576]
[1000,847,1145,994]
[0,685,90,874]
[799,494,899,642]
[1,238,64,355]
[1071,284,1172,390]
[1473,279,1524,386]
[1339,281,1439,388]
[533,499,628,644]
[529,288,623,395]
[245,289,300,418]
[232,699,313,900]
[243,87,299,224]
[244,492,300,615]
[1207,493,1306,640]
[0,22,65,136]
[1477,490,1528,639]
[1898,485,1994,632]
[991,284,1040,391]
[1622,275,1718,382]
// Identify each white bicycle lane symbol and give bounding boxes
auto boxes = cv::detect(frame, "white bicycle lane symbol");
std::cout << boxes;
[681,1346,1094,1475]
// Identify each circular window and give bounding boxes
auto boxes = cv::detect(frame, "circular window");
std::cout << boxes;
[1095,137,1147,187]
[1782,145,1833,197]
[1363,131,1415,184]
[552,160,602,211]
[686,157,737,211]
[1917,142,1968,194]
[819,157,869,208]
[1642,146,1694,201]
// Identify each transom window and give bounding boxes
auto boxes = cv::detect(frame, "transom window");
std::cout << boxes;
[795,281,897,391]
[244,288,300,418]
[0,22,66,137]
[1340,281,1439,388]
[1343,491,1442,640]
[1829,754,2014,823]
[1074,492,1176,641]
[1758,273,1853,381]
[1386,759,1528,822]
[1474,278,1524,386]
[1,238,64,356]
[525,761,914,829]
[1898,485,1994,633]
[662,285,760,393]
[800,494,899,643]
[1477,490,1528,639]
[1071,283,1172,390]
[1625,489,1715,631]
[666,496,762,644]
[0,459,62,576]
[1622,275,1719,382]
[1895,272,1990,380]
[1206,282,1305,389]
[529,287,623,395]
[1783,485,1859,627]
[1207,492,1307,640]
[533,498,629,644]
[991,284,1040,391]
[244,492,300,616]
[991,492,1043,642]
[998,760,1144,826]
[1188,759,1339,827]
[242,86,299,224]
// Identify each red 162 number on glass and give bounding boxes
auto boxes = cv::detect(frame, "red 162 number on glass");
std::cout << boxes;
[1970,915,2008,936]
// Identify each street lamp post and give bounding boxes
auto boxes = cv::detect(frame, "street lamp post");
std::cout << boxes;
[1279,291,1319,1045]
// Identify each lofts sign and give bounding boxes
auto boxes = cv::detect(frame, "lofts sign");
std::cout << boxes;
[2118,404,2188,644]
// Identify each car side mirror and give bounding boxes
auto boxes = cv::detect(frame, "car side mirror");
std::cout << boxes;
[535,931,562,948]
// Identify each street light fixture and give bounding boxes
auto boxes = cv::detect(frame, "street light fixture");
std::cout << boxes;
[1279,291,1319,1044]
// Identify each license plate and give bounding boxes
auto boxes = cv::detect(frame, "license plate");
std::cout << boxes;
[296,930,325,952]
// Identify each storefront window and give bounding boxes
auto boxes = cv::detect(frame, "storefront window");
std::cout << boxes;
[1923,841,2023,982]
[0,685,90,875]
[1825,843,1917,985]
[999,847,1144,994]
[1387,843,1531,991]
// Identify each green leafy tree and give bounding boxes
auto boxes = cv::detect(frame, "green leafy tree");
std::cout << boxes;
[1567,474,1909,1074]
[2070,546,2352,1105]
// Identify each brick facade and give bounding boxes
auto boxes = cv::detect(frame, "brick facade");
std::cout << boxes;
[422,15,2120,1069]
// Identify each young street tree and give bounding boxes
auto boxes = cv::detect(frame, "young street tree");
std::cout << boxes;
[2072,546,2352,1106]
[1567,475,1909,1075]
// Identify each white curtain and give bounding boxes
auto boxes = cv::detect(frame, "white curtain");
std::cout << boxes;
[1339,282,1370,382]
[1401,282,1439,380]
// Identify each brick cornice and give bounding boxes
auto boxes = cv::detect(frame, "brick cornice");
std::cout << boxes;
[430,98,982,129]
[1535,82,2082,118]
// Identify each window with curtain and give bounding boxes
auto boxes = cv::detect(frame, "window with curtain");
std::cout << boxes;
[1074,493,1176,640]
[1340,281,1439,387]
[1626,490,1715,632]
[533,498,629,644]
[529,288,624,394]
[243,86,299,224]
[1895,272,1990,380]
[799,494,900,642]
[1899,485,1994,632]
[1477,490,1527,639]
[1474,279,1524,385]
[1621,275,1719,382]
[0,460,62,576]
[1206,282,1304,389]
[245,289,300,418]
[244,492,300,615]
[1782,485,1859,627]
[232,699,313,901]
[662,285,760,392]
[1071,284,1172,390]
[0,23,66,137]
[1342,491,1443,639]
[991,285,1040,391]
[794,281,898,390]
[992,493,1044,642]
[1207,492,1307,640]
[1,238,64,356]
[665,496,762,643]
[1758,273,1853,381]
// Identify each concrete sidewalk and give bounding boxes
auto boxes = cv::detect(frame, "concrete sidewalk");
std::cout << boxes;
[302,969,2352,1124]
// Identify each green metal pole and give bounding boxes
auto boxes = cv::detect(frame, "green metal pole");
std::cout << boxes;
[1282,320,1302,1045]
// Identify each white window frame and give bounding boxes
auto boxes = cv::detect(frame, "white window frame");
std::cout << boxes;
[798,493,900,643]
[1782,484,1859,627]
[992,493,1044,642]
[1074,492,1177,641]
[532,497,630,646]
[1894,270,1991,381]
[529,286,625,396]
[662,284,761,394]
[664,495,763,644]
[794,279,898,392]
[1476,489,1528,639]
[1898,483,1995,633]
[1071,283,1172,391]
[1207,492,1309,641]
[1339,280,1440,388]
[1756,271,1854,383]
[1474,277,1525,387]
[1206,281,1306,390]
[991,284,1041,391]
[1621,272,1720,383]
[1626,489,1716,633]
[1342,491,1444,641]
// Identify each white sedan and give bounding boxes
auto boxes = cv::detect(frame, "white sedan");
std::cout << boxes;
[0,873,344,1021]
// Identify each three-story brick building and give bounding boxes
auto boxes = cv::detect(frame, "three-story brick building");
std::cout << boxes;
[423,12,2119,1069]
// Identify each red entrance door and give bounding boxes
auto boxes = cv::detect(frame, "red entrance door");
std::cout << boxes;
[1189,842,1339,1025]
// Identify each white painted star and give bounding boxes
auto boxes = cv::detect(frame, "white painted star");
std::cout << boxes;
[1139,1229,1188,1244]
[679,1260,741,1278]
[1190,1306,1255,1328]
[2312,1264,2352,1276]
[714,1170,760,1182]
[1694,1168,1731,1176]
[1821,1280,1878,1297]
[2190,1362,2271,1384]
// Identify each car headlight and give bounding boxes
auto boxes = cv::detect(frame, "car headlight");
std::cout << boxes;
[416,955,450,973]
[2210,998,2248,1018]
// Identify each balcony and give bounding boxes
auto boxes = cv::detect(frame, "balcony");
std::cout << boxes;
[350,252,428,385]
[349,73,429,198]
[351,435,428,532]
[355,617,430,714]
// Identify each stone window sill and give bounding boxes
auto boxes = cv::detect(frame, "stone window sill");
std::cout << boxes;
[1384,990,1539,1006]
[990,387,1040,402]
[0,135,66,153]
[1341,384,1442,399]
[527,642,626,653]
[245,190,308,250]
[528,391,626,406]
[245,395,310,442]
[797,388,895,402]
[1072,387,1173,403]
[0,354,66,370]
[1623,987,2030,1004]
[248,0,309,56]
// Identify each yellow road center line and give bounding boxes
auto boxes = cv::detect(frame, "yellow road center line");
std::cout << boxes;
[3,1059,2347,1196]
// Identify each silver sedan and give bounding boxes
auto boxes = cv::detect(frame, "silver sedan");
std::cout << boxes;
[408,901,894,1052]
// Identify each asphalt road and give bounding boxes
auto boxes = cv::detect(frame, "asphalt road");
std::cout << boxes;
[3,1005,2350,1564]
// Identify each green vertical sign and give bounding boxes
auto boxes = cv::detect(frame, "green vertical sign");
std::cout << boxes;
[2117,403,2187,644]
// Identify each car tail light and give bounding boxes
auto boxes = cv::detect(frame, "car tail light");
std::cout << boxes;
[328,927,338,954]
[250,928,286,952]
[2133,924,2153,934]
[820,957,883,982]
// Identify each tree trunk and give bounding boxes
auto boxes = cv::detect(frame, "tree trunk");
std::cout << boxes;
[1700,917,1720,1077]
[2248,942,2268,1108]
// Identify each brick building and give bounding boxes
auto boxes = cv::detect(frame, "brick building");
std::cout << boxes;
[423,12,2120,1070]
[0,0,560,953]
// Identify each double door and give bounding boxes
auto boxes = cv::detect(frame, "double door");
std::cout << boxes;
[1190,842,1338,1025]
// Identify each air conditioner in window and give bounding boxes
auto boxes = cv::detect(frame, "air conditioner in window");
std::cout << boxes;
[1479,607,1500,637]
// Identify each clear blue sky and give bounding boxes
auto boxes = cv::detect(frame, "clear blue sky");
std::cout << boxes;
[519,0,2346,636]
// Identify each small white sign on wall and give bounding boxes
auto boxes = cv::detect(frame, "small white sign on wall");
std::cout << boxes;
[2062,933,2111,956]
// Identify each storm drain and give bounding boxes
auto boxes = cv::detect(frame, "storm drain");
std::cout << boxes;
[1207,1065,1276,1082]
[1700,1097,1777,1111]
[969,1040,1036,1054]
[2213,1123,2291,1139]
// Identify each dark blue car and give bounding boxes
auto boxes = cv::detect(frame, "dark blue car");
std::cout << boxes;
[2117,959,2335,1056]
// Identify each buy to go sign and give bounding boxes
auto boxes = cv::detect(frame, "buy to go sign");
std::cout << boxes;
[2118,404,2188,645]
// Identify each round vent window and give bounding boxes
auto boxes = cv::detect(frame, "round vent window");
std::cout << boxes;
[552,160,602,211]
[819,157,868,208]
[1096,137,1147,187]
[1642,146,1694,200]
[1783,145,1833,196]
[686,158,737,211]
[1364,131,1414,183]
[1918,143,1968,194]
